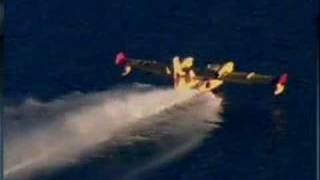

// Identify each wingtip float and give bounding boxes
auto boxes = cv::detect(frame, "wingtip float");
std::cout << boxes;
[115,52,288,96]
[274,73,288,96]
[115,52,129,66]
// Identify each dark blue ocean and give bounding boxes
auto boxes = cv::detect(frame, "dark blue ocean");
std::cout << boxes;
[5,0,318,180]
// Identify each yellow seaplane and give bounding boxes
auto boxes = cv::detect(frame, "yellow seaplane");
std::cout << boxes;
[115,52,288,96]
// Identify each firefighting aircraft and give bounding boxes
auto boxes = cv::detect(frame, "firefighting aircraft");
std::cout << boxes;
[115,52,288,96]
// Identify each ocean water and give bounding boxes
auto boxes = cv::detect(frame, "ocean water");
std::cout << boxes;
[4,0,317,180]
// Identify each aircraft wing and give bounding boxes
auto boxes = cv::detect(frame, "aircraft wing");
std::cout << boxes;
[115,52,288,96]
[201,71,288,95]
[221,72,274,84]
[115,52,172,77]
[115,52,225,94]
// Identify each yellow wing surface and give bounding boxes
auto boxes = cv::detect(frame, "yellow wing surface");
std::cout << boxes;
[115,52,288,96]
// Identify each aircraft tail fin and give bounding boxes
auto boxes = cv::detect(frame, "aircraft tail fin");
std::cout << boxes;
[173,56,183,89]
[172,57,199,90]
[274,73,288,96]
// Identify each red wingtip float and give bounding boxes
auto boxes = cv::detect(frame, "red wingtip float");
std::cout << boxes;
[115,52,129,67]
[274,73,288,96]
[115,52,133,76]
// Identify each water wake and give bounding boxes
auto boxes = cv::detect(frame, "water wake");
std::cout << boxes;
[4,84,222,179]
[121,91,223,180]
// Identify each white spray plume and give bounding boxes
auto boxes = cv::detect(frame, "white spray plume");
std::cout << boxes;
[4,84,223,179]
